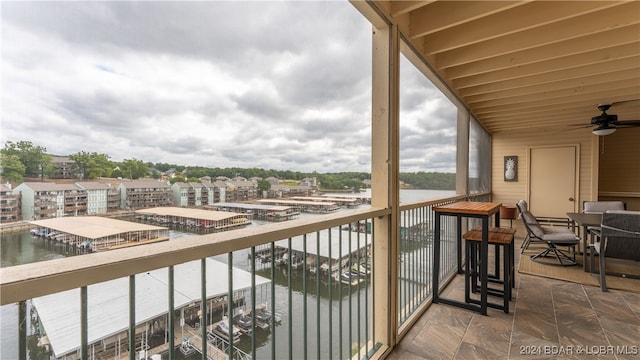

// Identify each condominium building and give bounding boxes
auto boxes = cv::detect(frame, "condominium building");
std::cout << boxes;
[117,179,174,210]
[0,183,21,223]
[13,182,88,220]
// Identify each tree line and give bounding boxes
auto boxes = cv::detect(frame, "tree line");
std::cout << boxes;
[0,140,454,190]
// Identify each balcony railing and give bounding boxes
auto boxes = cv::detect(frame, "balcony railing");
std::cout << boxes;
[1,194,480,360]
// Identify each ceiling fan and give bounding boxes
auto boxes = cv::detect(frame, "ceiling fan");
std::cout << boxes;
[590,103,640,136]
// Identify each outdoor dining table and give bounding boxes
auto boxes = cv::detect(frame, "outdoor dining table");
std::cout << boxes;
[432,201,501,315]
[567,212,602,272]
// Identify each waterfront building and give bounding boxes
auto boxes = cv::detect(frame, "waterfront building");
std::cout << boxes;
[13,182,88,220]
[0,183,21,223]
[201,179,226,205]
[117,179,173,210]
[75,182,113,215]
[49,156,78,179]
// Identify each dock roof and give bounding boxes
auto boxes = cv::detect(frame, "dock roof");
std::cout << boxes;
[256,199,337,206]
[29,217,166,239]
[213,202,293,211]
[32,258,270,357]
[275,227,371,260]
[135,207,246,220]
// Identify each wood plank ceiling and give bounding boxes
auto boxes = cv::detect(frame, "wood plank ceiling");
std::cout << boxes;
[372,1,640,134]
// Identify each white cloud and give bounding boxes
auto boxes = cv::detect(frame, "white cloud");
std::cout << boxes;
[1,1,456,174]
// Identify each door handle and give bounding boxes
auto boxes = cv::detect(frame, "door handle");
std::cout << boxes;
[569,198,574,202]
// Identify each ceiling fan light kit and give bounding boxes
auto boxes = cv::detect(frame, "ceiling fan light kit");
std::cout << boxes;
[582,102,640,136]
[593,127,616,136]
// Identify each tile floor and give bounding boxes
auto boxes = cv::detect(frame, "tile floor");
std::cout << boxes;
[388,228,640,360]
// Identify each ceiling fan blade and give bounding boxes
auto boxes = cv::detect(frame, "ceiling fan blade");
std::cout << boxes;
[613,120,640,127]
[611,99,640,107]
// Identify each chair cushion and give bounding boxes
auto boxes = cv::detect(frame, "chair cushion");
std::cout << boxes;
[540,226,579,242]
[521,211,544,237]
[516,200,528,213]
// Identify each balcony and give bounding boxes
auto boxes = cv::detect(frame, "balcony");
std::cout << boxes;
[3,195,638,359]
[2,1,639,359]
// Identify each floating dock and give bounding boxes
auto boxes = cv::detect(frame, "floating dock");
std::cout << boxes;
[29,216,169,252]
[206,202,300,221]
[136,206,250,230]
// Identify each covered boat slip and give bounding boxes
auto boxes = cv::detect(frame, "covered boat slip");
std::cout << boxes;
[206,202,300,221]
[32,258,270,359]
[256,199,340,213]
[289,196,361,208]
[135,207,249,229]
[270,227,372,276]
[29,217,168,252]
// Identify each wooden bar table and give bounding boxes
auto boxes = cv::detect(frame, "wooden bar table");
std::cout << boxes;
[432,201,501,315]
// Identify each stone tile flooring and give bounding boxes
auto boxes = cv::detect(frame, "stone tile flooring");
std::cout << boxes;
[388,229,640,360]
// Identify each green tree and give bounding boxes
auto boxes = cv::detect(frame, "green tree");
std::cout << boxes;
[69,151,113,179]
[0,154,27,182]
[117,158,148,179]
[1,141,54,179]
[257,179,271,196]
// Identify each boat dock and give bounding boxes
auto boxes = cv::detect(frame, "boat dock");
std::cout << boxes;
[206,202,300,221]
[289,196,361,208]
[29,216,169,252]
[255,199,340,213]
[31,259,270,359]
[136,207,250,230]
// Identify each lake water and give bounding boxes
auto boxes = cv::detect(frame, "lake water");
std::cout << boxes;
[0,189,454,359]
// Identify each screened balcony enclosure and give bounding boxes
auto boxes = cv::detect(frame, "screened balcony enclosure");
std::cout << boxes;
[1,1,639,360]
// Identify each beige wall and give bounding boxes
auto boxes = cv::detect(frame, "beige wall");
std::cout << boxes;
[491,126,640,211]
[490,128,593,212]
[597,127,640,210]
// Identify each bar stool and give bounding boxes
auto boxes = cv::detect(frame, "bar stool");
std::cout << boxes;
[463,227,516,313]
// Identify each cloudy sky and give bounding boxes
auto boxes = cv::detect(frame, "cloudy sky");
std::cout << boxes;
[1,1,457,174]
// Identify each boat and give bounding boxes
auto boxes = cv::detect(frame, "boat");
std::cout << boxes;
[351,263,371,278]
[290,255,305,270]
[232,310,253,335]
[179,338,197,356]
[246,303,281,329]
[337,271,363,285]
[210,317,242,344]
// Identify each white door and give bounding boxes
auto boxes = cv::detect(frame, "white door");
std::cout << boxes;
[529,145,578,218]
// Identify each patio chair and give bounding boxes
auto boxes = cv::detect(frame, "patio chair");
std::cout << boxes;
[582,200,626,244]
[516,200,580,266]
[591,211,640,291]
[516,200,575,254]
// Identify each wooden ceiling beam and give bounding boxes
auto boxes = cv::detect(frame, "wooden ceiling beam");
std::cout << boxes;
[469,79,639,110]
[460,63,640,103]
[390,1,434,17]
[445,25,640,81]
[409,1,525,37]
[430,1,640,68]
[420,1,620,54]
[471,86,640,117]
[451,43,640,89]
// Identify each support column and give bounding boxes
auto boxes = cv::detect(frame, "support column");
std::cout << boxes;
[371,20,400,350]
